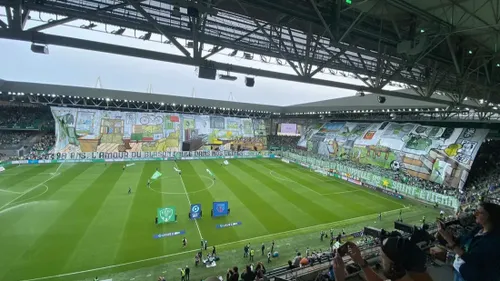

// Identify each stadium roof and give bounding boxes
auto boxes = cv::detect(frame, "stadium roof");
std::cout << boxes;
[0,79,281,112]
[1,0,500,110]
[0,79,458,113]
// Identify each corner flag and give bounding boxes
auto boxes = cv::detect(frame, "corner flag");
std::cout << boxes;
[151,171,162,180]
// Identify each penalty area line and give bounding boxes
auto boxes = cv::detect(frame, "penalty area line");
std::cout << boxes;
[0,172,60,211]
[19,206,410,281]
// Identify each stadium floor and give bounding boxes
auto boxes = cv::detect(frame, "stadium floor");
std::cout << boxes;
[0,159,439,281]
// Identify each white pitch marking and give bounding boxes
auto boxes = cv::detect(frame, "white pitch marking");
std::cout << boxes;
[267,169,323,196]
[149,175,215,195]
[321,190,363,196]
[173,162,203,240]
[18,207,410,281]
[0,173,59,211]
[0,189,23,194]
[270,164,406,208]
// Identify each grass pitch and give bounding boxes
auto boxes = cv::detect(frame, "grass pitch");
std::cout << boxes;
[0,159,438,281]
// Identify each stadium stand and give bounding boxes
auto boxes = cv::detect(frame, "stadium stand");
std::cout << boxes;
[0,131,31,147]
[0,104,53,130]
[0,104,55,160]
[2,103,500,281]
[267,136,301,150]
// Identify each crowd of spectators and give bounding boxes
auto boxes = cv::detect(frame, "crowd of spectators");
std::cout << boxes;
[0,131,31,147]
[0,105,53,129]
[30,134,56,153]
[466,140,500,192]
[267,135,300,149]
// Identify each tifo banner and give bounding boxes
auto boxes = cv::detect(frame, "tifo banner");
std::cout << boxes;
[50,106,268,154]
[299,121,488,189]
[284,152,459,209]
[157,206,176,224]
[16,150,273,161]
[10,151,276,164]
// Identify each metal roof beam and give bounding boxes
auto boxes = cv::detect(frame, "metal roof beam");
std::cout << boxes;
[127,0,191,58]
[26,0,145,32]
[0,29,468,108]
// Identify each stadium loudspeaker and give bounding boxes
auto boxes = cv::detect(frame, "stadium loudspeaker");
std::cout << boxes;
[245,77,255,87]
[199,66,217,80]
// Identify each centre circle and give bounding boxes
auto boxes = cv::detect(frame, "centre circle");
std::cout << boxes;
[149,174,215,195]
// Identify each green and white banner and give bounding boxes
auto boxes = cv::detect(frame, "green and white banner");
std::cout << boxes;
[283,152,459,210]
[17,150,272,161]
[157,206,176,224]
[151,171,162,180]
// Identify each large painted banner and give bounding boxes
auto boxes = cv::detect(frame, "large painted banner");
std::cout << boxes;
[300,122,488,189]
[9,151,275,165]
[50,107,267,154]
[283,152,460,209]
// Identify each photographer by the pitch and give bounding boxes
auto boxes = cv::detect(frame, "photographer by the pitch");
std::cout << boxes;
[437,202,500,281]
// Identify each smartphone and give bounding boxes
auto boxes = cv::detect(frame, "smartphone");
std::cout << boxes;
[436,218,445,229]
[337,243,348,257]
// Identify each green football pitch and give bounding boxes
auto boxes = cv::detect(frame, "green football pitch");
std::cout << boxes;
[0,159,439,281]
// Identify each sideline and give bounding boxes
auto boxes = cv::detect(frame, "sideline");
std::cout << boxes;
[19,206,410,281]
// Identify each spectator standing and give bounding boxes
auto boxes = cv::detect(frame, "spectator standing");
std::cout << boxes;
[438,202,500,281]
[241,265,255,281]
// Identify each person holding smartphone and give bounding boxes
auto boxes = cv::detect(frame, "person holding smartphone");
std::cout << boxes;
[437,202,500,281]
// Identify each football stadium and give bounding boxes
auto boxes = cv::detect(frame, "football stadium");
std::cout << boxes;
[2,1,500,281]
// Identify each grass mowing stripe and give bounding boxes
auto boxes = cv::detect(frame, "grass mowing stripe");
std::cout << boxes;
[62,166,144,276]
[0,164,54,190]
[0,165,90,280]
[115,162,164,263]
[0,164,107,280]
[233,160,340,222]
[259,159,402,221]
[278,163,356,192]
[203,160,295,233]
[18,206,436,281]
[175,160,239,246]
[267,159,406,209]
[5,164,121,281]
[228,162,320,229]
[262,161,380,216]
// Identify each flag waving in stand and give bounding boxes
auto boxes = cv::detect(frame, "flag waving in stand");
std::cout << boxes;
[151,171,162,181]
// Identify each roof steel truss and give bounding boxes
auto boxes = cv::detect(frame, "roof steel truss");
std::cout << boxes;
[0,0,499,107]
